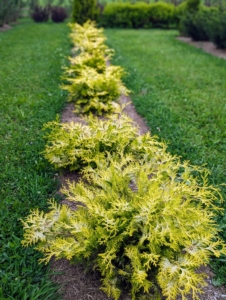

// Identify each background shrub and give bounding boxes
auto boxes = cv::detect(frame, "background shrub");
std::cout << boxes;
[178,4,226,47]
[101,3,133,28]
[179,6,213,41]
[147,2,175,28]
[207,6,226,49]
[186,0,201,12]
[0,0,25,26]
[101,2,176,29]
[51,6,67,22]
[101,2,149,28]
[72,0,99,24]
[174,1,187,25]
[31,5,50,22]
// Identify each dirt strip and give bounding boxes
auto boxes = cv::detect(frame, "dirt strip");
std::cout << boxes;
[50,96,226,300]
[177,37,226,60]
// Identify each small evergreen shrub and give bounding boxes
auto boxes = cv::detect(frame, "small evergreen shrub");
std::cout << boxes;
[61,66,129,115]
[64,49,113,77]
[31,5,50,23]
[72,0,99,24]
[65,53,106,76]
[179,7,212,41]
[42,111,159,171]
[207,7,226,49]
[51,6,67,23]
[22,155,226,300]
[63,21,122,115]
[178,6,223,42]
[69,21,108,55]
[70,20,104,42]
[65,22,114,76]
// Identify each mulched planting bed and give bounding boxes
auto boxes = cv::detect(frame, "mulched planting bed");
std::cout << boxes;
[49,96,226,300]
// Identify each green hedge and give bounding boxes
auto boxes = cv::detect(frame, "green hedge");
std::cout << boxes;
[101,2,176,29]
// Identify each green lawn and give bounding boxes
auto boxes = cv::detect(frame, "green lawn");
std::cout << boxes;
[105,28,226,283]
[0,19,70,299]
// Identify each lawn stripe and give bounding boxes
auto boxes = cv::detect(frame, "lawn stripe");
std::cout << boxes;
[0,19,70,299]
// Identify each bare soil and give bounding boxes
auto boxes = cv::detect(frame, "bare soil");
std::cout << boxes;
[177,37,226,60]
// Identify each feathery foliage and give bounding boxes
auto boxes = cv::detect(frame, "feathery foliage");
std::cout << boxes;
[62,65,129,114]
[62,21,128,115]
[64,52,107,76]
[69,21,108,54]
[42,111,167,171]
[22,155,226,300]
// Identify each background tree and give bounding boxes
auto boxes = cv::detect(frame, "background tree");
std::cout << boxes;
[0,0,28,26]
[72,0,99,24]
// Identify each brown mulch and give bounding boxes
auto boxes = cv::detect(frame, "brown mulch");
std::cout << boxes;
[177,37,226,60]
[50,42,226,299]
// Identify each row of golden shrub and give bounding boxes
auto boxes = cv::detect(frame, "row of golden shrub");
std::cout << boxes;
[22,21,226,300]
[61,21,129,115]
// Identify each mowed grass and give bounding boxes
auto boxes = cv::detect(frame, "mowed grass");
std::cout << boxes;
[105,29,226,281]
[0,20,70,299]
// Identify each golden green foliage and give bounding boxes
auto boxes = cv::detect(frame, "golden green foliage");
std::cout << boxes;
[42,111,168,171]
[61,65,129,115]
[63,20,128,115]
[69,20,108,55]
[64,50,109,76]
[22,155,226,300]
[64,42,114,76]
